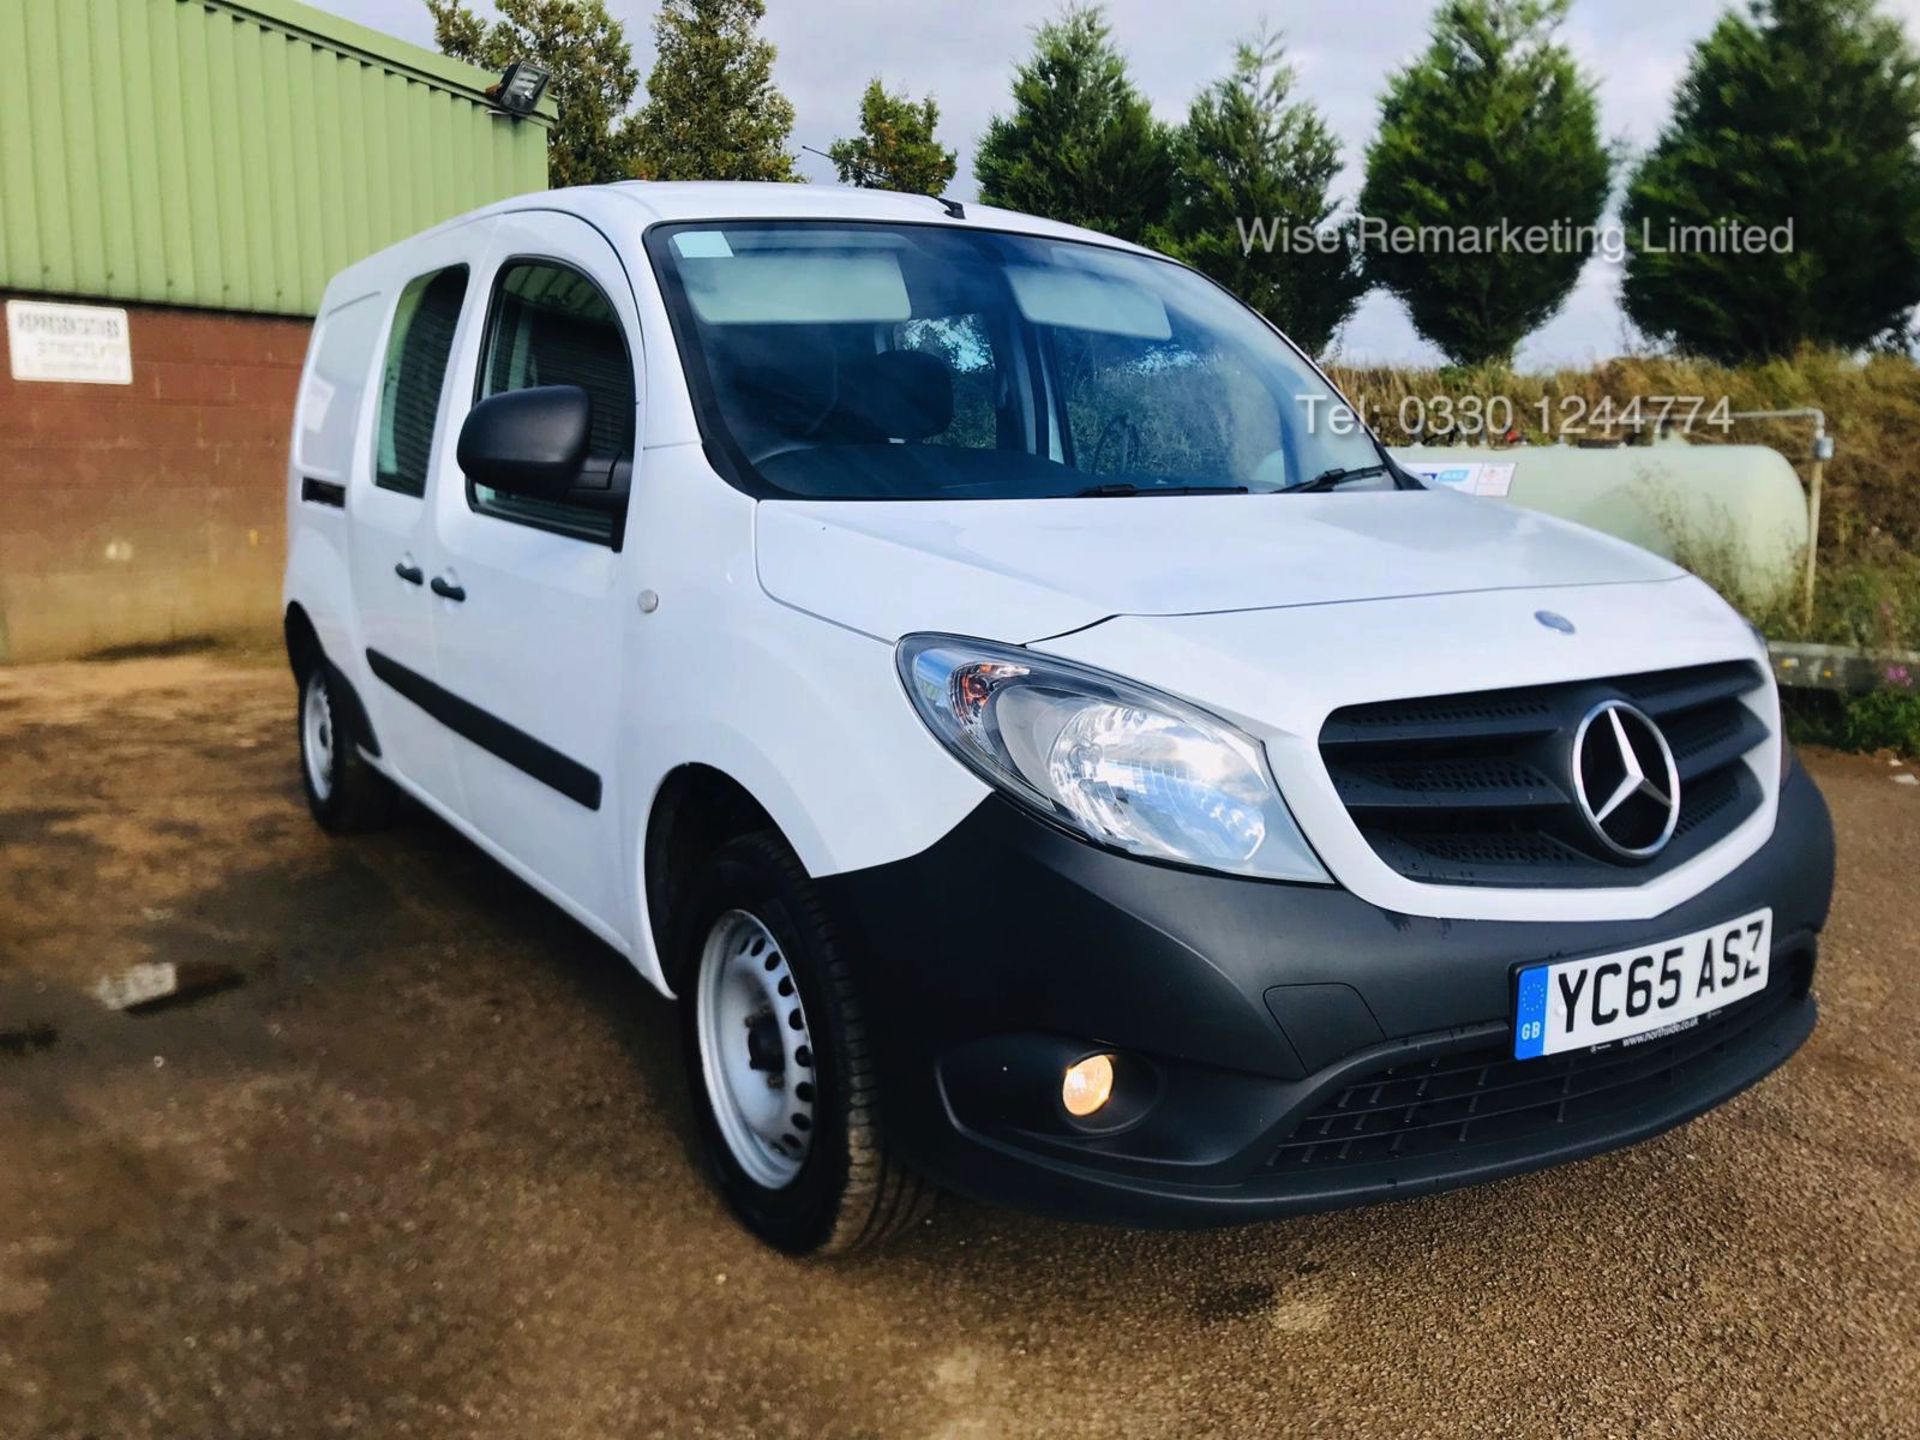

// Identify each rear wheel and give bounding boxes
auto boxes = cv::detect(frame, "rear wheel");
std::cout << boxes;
[296,661,395,833]
[678,831,932,1254]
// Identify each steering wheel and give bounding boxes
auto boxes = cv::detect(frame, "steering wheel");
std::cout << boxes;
[1089,413,1142,474]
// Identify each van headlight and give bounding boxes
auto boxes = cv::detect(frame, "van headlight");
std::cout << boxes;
[897,635,1330,883]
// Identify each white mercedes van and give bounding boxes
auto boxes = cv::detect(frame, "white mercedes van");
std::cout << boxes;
[284,183,1833,1253]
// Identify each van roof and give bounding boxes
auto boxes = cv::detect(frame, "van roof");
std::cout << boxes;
[594,180,1132,247]
[317,181,1156,314]
[333,181,1150,288]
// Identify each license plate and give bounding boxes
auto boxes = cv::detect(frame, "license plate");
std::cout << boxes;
[1513,908,1772,1059]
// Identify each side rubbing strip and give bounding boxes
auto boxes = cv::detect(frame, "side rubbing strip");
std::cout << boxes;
[365,649,602,810]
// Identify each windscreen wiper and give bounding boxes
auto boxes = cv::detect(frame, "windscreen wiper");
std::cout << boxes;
[1275,463,1391,494]
[1075,482,1250,497]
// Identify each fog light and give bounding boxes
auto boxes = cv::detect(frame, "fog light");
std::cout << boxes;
[1061,1053,1116,1118]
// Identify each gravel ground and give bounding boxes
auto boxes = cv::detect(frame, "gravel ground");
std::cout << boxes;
[1,652,1915,1440]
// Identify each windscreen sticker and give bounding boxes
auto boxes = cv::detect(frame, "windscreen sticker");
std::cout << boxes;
[672,230,734,259]
[1404,461,1517,497]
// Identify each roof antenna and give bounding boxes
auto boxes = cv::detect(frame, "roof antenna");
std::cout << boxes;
[800,145,965,218]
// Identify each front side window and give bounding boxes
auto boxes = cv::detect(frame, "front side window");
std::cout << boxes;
[472,261,635,543]
[644,222,1383,501]
[374,266,468,496]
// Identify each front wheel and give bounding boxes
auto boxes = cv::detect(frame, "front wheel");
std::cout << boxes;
[296,661,395,833]
[677,832,931,1254]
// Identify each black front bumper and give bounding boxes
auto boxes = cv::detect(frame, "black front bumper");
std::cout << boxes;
[823,760,1835,1227]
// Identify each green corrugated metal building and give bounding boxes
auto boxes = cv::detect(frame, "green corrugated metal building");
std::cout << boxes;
[0,0,552,663]
[0,0,553,316]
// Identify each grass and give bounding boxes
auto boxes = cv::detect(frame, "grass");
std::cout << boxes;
[1782,686,1920,756]
[1666,542,1920,652]
[1641,537,1920,756]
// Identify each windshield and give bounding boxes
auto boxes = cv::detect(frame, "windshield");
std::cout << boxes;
[644,220,1385,501]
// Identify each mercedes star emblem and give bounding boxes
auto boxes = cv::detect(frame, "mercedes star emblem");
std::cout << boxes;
[1571,700,1682,859]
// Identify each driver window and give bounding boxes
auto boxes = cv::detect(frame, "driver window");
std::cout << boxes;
[472,260,635,543]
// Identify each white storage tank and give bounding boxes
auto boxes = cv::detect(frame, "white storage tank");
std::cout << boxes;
[1390,436,1810,607]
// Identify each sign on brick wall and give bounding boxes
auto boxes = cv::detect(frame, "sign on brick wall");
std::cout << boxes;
[6,300,133,385]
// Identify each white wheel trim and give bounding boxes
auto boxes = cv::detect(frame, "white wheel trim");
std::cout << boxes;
[695,909,817,1189]
[302,672,335,803]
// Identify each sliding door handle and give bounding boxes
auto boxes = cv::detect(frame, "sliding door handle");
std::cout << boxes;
[394,560,424,585]
[429,575,466,602]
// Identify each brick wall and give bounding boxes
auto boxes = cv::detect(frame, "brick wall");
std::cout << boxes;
[0,298,310,662]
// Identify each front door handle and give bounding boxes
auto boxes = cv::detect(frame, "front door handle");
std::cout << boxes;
[394,560,424,585]
[429,575,466,602]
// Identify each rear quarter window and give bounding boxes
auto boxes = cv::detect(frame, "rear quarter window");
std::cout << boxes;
[295,291,383,480]
[374,266,470,497]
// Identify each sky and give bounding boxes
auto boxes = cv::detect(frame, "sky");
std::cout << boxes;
[323,0,1920,370]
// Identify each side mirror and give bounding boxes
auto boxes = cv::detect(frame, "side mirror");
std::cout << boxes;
[456,385,592,501]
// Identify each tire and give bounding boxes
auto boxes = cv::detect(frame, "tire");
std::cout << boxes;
[676,831,933,1254]
[296,660,396,833]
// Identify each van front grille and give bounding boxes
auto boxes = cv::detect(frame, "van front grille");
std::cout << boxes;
[1318,662,1767,888]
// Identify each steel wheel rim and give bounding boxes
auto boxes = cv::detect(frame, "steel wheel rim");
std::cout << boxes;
[302,674,335,803]
[695,909,816,1189]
